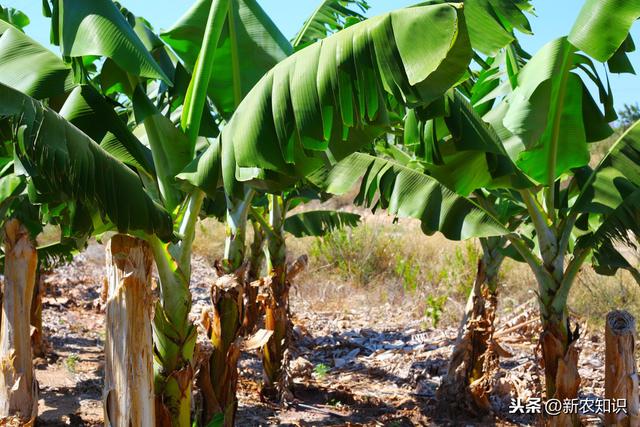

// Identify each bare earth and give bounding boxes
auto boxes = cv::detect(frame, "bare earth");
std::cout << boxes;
[36,242,608,426]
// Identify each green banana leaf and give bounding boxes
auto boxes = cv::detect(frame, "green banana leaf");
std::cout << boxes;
[0,24,74,99]
[132,88,194,212]
[284,210,361,237]
[59,85,154,174]
[292,0,369,48]
[53,0,169,82]
[573,120,640,251]
[590,241,640,283]
[0,6,29,31]
[569,0,640,63]
[404,91,532,194]
[502,37,612,185]
[0,82,173,241]
[176,138,223,200]
[606,35,636,74]
[325,152,508,240]
[460,0,533,56]
[161,0,292,118]
[572,121,640,213]
[226,3,472,186]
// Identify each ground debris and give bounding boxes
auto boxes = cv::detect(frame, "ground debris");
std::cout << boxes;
[34,242,609,426]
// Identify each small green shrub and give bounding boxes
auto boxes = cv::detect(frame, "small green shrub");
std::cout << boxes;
[65,354,80,373]
[424,294,448,327]
[313,363,330,379]
[426,240,479,298]
[310,226,397,286]
[394,254,420,293]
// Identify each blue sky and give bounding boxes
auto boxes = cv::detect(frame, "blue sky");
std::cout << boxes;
[3,0,640,109]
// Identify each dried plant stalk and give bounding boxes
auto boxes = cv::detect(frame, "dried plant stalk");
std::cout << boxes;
[103,235,155,427]
[0,219,38,425]
[604,310,640,427]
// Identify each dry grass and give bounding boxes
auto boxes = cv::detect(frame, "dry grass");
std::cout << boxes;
[192,218,226,263]
[570,267,640,330]
[190,209,640,331]
[291,215,493,328]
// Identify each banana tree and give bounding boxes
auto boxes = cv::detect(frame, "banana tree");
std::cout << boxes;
[0,140,36,423]
[0,12,163,423]
[244,190,360,399]
[0,75,173,424]
[396,37,533,412]
[179,1,485,407]
[45,0,291,423]
[2,0,283,423]
[6,0,208,423]
[162,0,369,416]
[333,2,639,424]
[370,130,522,413]
[160,0,296,423]
[301,0,535,411]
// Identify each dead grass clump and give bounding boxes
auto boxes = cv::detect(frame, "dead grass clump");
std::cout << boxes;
[191,211,640,333]
[570,267,640,329]
[291,216,496,328]
[192,218,225,263]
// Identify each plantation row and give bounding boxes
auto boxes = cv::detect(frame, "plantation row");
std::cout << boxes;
[0,0,638,425]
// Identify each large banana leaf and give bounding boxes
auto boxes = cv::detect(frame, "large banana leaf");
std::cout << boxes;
[0,82,173,241]
[132,88,194,212]
[292,0,369,48]
[580,189,640,249]
[590,241,640,283]
[59,85,154,174]
[569,0,640,63]
[176,138,222,199]
[452,0,533,56]
[570,120,640,276]
[52,0,169,82]
[284,210,361,237]
[325,153,507,240]
[502,37,612,184]
[572,119,640,223]
[161,0,292,118]
[0,25,74,99]
[226,3,472,187]
[0,6,29,31]
[404,91,532,194]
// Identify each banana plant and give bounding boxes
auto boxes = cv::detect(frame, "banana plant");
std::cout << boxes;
[395,34,533,413]
[35,3,199,423]
[370,132,520,413]
[0,76,173,424]
[160,0,296,423]
[332,2,640,424]
[168,0,376,416]
[244,189,360,399]
[45,0,297,423]
[4,0,215,423]
[0,8,177,421]
[181,2,488,407]
[288,9,528,406]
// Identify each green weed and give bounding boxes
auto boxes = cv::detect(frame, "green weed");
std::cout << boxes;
[65,354,80,373]
[310,226,396,286]
[394,254,420,293]
[313,363,330,379]
[424,294,448,327]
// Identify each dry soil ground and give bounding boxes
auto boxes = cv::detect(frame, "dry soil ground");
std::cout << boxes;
[32,236,620,426]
